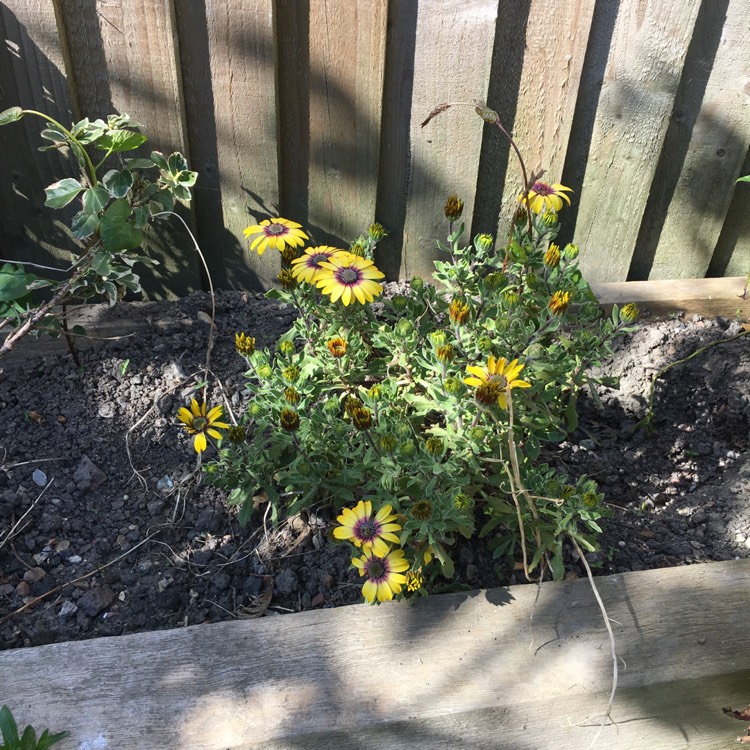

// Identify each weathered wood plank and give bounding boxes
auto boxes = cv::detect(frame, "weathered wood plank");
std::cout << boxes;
[648,0,750,279]
[306,0,387,246]
[574,0,703,283]
[55,0,201,298]
[497,0,596,229]
[177,0,280,291]
[2,560,749,748]
[0,1,77,268]
[401,0,498,281]
[592,275,750,318]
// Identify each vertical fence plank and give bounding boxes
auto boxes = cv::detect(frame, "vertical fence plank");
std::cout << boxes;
[574,0,703,283]
[55,0,199,297]
[647,0,750,279]
[175,0,279,290]
[306,0,387,247]
[401,0,498,281]
[0,1,76,267]
[497,0,596,230]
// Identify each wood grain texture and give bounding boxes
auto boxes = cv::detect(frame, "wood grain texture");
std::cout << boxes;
[306,0,387,246]
[574,0,703,283]
[53,0,200,297]
[401,0,498,281]
[175,0,279,290]
[497,0,596,230]
[648,0,750,279]
[0,1,77,267]
[592,275,750,317]
[2,560,749,748]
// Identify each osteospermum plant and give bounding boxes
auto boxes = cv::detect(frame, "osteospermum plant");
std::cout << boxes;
[207,104,638,603]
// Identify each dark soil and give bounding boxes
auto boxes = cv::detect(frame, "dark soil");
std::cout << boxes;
[1,290,749,651]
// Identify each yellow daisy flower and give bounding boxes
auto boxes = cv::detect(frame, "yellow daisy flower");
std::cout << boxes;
[177,398,229,453]
[291,246,346,284]
[316,252,385,305]
[352,547,409,603]
[333,500,401,557]
[243,217,309,256]
[521,181,573,214]
[464,356,531,410]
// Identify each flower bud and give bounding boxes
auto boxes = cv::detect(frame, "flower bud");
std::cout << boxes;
[504,290,519,308]
[351,405,372,430]
[257,364,273,379]
[483,271,503,290]
[449,298,470,325]
[235,332,256,356]
[277,268,297,290]
[279,245,299,266]
[392,295,408,312]
[477,335,493,353]
[227,425,247,443]
[368,222,386,242]
[444,377,462,395]
[411,500,433,520]
[425,437,444,457]
[399,440,416,457]
[549,290,572,316]
[563,243,579,260]
[279,340,295,356]
[444,194,464,222]
[282,365,301,383]
[284,386,300,405]
[475,233,494,252]
[474,100,500,126]
[544,243,561,269]
[279,408,300,432]
[248,402,263,418]
[327,337,347,358]
[396,319,414,337]
[379,434,398,452]
[349,241,366,257]
[541,210,558,227]
[436,344,454,363]
[410,276,425,292]
[620,303,639,323]
[395,422,412,439]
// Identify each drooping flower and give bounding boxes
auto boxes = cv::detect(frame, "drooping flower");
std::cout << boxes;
[352,547,409,603]
[334,500,402,556]
[243,217,309,256]
[177,398,229,453]
[464,356,531,410]
[290,246,345,284]
[521,181,573,214]
[548,290,572,316]
[316,252,385,305]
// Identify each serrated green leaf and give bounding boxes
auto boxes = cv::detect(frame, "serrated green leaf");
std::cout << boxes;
[102,169,134,199]
[97,129,148,153]
[0,106,23,126]
[44,177,84,209]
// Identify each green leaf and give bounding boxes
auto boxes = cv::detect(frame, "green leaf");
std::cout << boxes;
[97,129,148,153]
[0,106,23,126]
[0,705,20,746]
[20,723,37,749]
[99,198,143,252]
[737,175,750,183]
[71,210,100,240]
[0,265,30,302]
[35,728,70,750]
[82,186,110,214]
[167,152,189,173]
[150,151,168,170]
[123,157,156,170]
[102,169,134,199]
[44,177,84,209]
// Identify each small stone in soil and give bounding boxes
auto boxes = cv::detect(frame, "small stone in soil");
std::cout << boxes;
[78,586,116,617]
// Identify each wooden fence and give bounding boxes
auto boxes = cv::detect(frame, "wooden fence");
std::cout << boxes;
[1,0,749,298]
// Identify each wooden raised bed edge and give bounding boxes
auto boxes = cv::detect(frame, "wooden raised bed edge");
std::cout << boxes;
[1,559,749,749]
[1,276,748,362]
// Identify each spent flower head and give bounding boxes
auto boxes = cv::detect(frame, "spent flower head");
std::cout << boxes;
[235,332,256,356]
[464,356,531,410]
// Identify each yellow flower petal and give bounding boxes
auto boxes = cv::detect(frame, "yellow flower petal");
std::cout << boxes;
[193,432,207,453]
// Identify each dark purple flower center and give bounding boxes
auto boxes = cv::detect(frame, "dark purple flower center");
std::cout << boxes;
[355,517,380,542]
[311,253,329,265]
[265,223,288,236]
[488,374,508,389]
[193,416,208,431]
[364,557,388,581]
[337,267,361,286]
[532,181,553,196]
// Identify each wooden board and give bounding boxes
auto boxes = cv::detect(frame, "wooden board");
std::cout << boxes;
[2,560,750,748]
[306,0,387,246]
[400,0,498,281]
[648,0,750,280]
[176,0,280,291]
[592,275,750,318]
[0,1,77,269]
[497,1,596,231]
[574,0,702,283]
